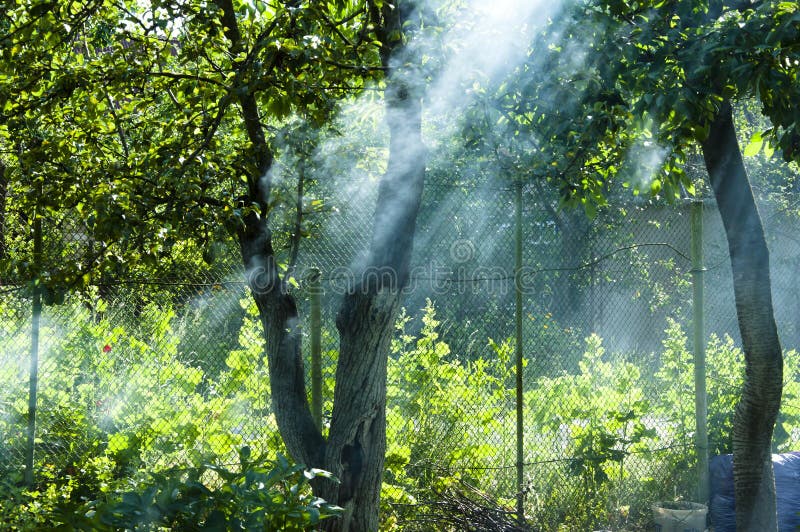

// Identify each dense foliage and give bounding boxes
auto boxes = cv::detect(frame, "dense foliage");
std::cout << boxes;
[3,296,800,530]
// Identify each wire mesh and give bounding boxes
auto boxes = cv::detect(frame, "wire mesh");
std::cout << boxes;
[1,176,799,529]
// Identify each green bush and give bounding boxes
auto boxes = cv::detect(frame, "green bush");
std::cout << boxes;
[525,334,658,530]
[0,296,287,529]
[75,448,343,531]
[377,305,800,530]
[382,301,518,527]
[4,294,800,531]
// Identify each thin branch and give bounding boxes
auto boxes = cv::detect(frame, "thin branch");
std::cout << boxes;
[82,30,130,160]
[199,47,225,75]
[112,1,153,34]
[332,6,367,28]
[247,15,284,64]
[148,70,228,88]
[181,95,233,171]
[323,59,387,72]
[319,10,356,47]
[166,87,181,107]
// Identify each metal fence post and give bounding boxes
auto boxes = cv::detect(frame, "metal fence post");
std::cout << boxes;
[691,199,709,502]
[309,267,323,432]
[514,181,525,521]
[24,211,42,487]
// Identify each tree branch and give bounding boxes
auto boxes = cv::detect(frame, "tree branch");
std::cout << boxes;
[147,70,228,88]
[213,0,323,470]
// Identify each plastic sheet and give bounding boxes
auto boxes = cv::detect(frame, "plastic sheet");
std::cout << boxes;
[709,452,800,531]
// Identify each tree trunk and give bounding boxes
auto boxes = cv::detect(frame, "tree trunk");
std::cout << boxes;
[239,219,325,466]
[701,100,782,531]
[321,93,424,532]
[0,160,7,267]
[210,0,324,472]
[216,0,424,528]
[319,3,425,528]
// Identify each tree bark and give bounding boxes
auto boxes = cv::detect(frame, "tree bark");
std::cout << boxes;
[319,3,425,528]
[215,0,424,528]
[213,0,324,469]
[701,100,782,531]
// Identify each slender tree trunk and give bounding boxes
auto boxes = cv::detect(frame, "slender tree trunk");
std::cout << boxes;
[0,160,7,267]
[210,0,323,471]
[239,219,325,466]
[701,100,782,531]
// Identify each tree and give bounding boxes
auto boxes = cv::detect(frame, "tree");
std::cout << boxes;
[502,1,800,528]
[702,99,782,530]
[1,1,428,528]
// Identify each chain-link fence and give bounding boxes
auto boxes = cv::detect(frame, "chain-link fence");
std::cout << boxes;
[2,179,800,528]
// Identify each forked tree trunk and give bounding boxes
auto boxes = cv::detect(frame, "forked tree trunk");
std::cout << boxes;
[219,0,424,528]
[701,100,782,531]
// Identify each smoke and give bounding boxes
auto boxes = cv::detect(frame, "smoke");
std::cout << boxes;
[425,0,562,122]
[0,317,31,442]
[625,134,670,195]
[289,0,568,289]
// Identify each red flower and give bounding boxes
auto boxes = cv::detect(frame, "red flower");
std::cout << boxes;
[103,344,111,353]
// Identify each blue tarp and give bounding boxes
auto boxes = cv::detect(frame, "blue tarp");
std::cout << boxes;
[709,452,800,531]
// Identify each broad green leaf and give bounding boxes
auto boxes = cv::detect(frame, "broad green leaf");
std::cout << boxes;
[743,132,763,157]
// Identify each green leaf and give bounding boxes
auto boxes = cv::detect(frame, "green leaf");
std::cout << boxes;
[108,432,130,452]
[743,132,763,157]
[763,140,775,159]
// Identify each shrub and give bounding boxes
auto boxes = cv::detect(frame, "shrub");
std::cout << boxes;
[77,449,343,531]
